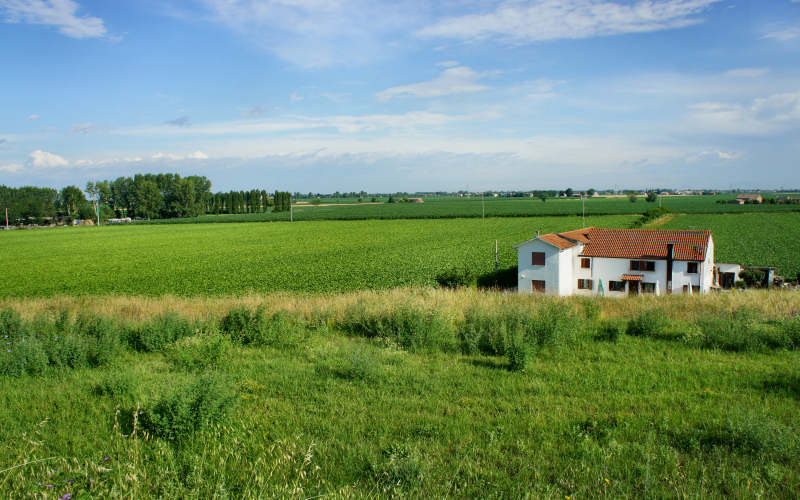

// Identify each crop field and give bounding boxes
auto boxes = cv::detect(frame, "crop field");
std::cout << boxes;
[0,215,636,297]
[657,212,800,279]
[142,195,800,224]
[1,291,799,498]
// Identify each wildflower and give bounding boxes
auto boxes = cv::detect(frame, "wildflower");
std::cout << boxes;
[604,478,610,484]
[104,456,110,461]
[46,484,54,488]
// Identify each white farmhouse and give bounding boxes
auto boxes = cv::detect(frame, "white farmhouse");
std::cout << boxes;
[514,227,714,296]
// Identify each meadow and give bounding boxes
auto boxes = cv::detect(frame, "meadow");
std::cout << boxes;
[3,211,800,297]
[141,195,800,224]
[1,290,799,498]
[0,215,637,297]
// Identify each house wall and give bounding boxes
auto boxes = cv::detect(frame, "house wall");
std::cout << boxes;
[516,240,566,295]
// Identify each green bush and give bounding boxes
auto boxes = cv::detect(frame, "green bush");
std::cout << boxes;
[0,311,47,377]
[131,313,194,352]
[316,345,381,381]
[435,266,475,288]
[339,303,456,352]
[93,371,136,398]
[74,315,123,367]
[594,319,622,343]
[166,332,232,372]
[219,308,266,345]
[505,329,529,371]
[140,373,238,442]
[626,310,670,338]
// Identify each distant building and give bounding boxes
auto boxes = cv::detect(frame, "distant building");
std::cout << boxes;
[730,194,763,204]
[514,227,714,296]
[407,198,424,203]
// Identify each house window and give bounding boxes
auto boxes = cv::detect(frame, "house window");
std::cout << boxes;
[609,280,625,292]
[580,258,590,269]
[641,282,655,294]
[687,262,698,274]
[532,252,545,266]
[531,280,546,293]
[630,260,656,272]
[577,279,593,290]
[692,285,700,294]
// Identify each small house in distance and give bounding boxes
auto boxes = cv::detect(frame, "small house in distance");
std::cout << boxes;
[730,194,763,204]
[514,227,714,296]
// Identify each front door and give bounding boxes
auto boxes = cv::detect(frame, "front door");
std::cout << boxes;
[628,281,640,295]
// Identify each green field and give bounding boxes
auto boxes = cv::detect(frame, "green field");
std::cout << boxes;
[0,215,636,297]
[657,212,800,280]
[3,212,800,297]
[140,195,800,224]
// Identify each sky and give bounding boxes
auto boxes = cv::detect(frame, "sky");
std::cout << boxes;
[0,0,799,192]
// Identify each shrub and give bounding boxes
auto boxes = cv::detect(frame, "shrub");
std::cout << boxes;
[0,313,48,377]
[739,269,766,288]
[626,310,670,338]
[506,329,529,371]
[435,266,475,288]
[219,308,266,345]
[74,315,122,367]
[131,313,193,352]
[140,373,237,442]
[317,345,381,381]
[339,303,456,352]
[166,332,232,372]
[94,371,136,398]
[594,320,622,343]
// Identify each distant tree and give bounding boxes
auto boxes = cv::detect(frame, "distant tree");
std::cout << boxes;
[628,193,638,203]
[59,185,86,217]
[538,193,547,202]
[387,195,395,203]
[133,179,162,219]
[565,188,574,197]
[646,191,658,203]
[587,188,596,196]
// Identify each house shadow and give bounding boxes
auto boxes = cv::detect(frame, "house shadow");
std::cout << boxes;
[476,266,518,291]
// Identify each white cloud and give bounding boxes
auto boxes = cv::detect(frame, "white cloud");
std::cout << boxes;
[0,162,23,173]
[27,113,40,120]
[198,0,421,67]
[686,90,800,135]
[436,60,459,67]
[418,0,720,43]
[290,92,304,103]
[377,66,490,101]
[763,27,800,41]
[27,149,68,168]
[152,151,209,161]
[0,0,107,39]
[723,67,769,78]
[69,122,94,134]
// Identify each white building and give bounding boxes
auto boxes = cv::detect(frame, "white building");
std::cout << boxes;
[514,227,714,296]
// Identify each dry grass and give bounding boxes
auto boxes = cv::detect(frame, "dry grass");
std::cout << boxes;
[2,288,799,323]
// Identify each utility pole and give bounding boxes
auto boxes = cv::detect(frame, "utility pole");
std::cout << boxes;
[582,194,585,227]
[482,192,485,220]
[495,239,498,273]
[4,207,8,230]
[289,194,293,222]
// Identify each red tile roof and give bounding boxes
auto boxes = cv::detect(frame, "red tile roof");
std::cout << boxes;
[531,227,711,261]
[621,274,643,281]
[538,233,576,249]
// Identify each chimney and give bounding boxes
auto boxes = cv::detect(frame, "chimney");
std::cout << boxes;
[666,243,674,293]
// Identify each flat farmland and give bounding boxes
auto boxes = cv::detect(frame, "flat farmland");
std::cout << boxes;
[0,215,636,297]
[657,212,800,279]
[143,195,800,224]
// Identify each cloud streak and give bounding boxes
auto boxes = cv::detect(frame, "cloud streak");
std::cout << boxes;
[418,0,720,43]
[377,66,490,101]
[0,0,107,39]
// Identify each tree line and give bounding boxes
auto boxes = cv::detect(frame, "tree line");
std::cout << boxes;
[1,173,286,224]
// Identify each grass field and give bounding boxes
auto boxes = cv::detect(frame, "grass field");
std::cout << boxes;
[1,290,799,498]
[140,195,800,224]
[0,215,636,297]
[3,211,800,297]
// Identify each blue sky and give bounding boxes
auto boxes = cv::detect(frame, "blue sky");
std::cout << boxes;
[1,0,799,192]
